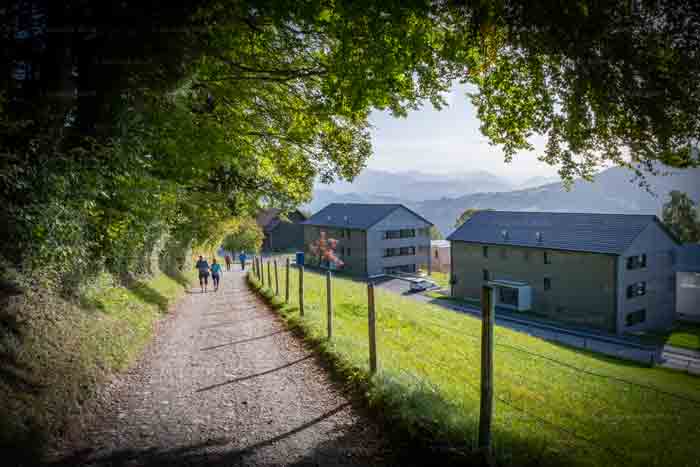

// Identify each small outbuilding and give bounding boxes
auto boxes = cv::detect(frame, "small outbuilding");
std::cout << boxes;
[675,244,700,322]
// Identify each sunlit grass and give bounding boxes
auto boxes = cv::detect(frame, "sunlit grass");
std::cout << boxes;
[252,265,700,467]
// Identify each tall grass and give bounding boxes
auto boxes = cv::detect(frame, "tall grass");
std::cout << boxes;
[252,265,700,467]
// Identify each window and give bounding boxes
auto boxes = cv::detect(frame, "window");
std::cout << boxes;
[483,269,489,281]
[483,246,489,258]
[434,250,439,258]
[400,229,416,238]
[626,309,646,326]
[384,230,400,239]
[384,248,398,257]
[345,229,351,239]
[544,277,551,290]
[399,246,416,256]
[544,251,551,264]
[523,250,530,261]
[340,246,345,255]
[626,281,646,298]
[347,247,351,257]
[626,254,647,270]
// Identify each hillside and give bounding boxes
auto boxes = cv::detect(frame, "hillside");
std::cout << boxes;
[310,167,700,236]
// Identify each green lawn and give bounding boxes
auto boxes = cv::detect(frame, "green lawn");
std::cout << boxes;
[252,266,700,467]
[638,323,700,352]
[668,324,700,351]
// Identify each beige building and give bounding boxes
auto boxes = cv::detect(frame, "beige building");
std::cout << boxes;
[430,240,451,273]
[448,211,679,334]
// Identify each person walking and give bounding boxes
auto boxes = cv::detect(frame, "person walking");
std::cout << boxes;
[239,251,247,271]
[195,255,210,293]
[210,258,222,291]
[224,254,232,271]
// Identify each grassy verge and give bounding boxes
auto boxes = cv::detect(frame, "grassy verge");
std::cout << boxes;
[0,269,196,464]
[249,266,700,467]
[636,322,700,352]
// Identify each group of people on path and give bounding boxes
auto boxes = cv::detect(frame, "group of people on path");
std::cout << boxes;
[195,252,247,293]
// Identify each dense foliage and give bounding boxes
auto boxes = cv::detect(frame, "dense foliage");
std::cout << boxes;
[221,219,265,254]
[2,1,699,288]
[663,191,700,243]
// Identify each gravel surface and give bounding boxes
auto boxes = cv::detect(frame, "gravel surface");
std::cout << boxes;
[46,270,395,467]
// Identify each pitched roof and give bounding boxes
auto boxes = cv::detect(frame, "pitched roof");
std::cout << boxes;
[303,203,432,229]
[447,211,667,255]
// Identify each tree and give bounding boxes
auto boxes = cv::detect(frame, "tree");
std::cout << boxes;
[662,191,700,243]
[308,231,344,269]
[455,208,493,228]
[220,219,265,254]
[430,226,444,240]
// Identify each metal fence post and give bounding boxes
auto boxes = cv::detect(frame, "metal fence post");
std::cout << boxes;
[285,257,290,303]
[368,282,377,374]
[479,285,495,452]
[274,259,279,296]
[326,269,333,339]
[299,265,305,316]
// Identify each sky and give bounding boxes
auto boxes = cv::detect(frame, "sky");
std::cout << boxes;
[367,83,561,184]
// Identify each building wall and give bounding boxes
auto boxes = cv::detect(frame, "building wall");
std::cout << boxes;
[451,242,618,332]
[431,245,451,273]
[367,207,432,276]
[302,225,367,276]
[617,222,677,333]
[263,212,306,252]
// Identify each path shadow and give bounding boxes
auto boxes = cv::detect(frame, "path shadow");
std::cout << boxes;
[196,355,313,392]
[199,316,272,330]
[46,404,362,467]
[200,330,287,351]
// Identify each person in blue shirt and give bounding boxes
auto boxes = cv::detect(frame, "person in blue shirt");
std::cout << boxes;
[210,258,223,291]
[195,256,210,293]
[239,252,247,270]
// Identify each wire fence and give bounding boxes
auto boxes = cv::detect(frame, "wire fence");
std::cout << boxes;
[251,258,700,467]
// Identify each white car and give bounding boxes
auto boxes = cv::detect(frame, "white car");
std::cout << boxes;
[409,279,438,292]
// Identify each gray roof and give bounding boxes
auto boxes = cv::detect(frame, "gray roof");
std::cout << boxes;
[447,211,670,255]
[303,203,432,229]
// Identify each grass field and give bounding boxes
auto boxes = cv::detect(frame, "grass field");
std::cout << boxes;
[251,264,700,467]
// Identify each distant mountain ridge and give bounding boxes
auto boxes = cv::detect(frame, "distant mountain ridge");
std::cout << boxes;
[309,167,700,237]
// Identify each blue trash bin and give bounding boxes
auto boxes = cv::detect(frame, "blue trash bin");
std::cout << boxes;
[295,251,305,266]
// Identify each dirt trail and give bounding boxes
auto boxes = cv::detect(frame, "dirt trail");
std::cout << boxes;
[47,269,394,467]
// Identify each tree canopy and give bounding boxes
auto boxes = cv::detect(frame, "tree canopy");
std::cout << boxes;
[2,1,699,284]
[662,191,700,243]
[455,208,493,228]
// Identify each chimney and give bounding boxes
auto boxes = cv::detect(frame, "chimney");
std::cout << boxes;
[501,230,509,241]
[536,231,542,243]
[343,215,349,223]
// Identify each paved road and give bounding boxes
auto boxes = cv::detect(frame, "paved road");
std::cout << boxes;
[376,277,699,374]
[47,270,394,467]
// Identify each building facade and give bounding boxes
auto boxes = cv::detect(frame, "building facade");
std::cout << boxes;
[303,203,433,277]
[448,211,679,334]
[256,209,307,252]
[430,240,451,273]
[676,244,700,322]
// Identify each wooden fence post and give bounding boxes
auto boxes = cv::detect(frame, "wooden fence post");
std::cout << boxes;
[299,265,305,316]
[285,257,290,303]
[267,260,271,288]
[326,270,333,339]
[274,259,279,296]
[479,285,495,453]
[368,282,377,374]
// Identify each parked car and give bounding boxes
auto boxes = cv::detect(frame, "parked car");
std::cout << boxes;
[409,279,438,292]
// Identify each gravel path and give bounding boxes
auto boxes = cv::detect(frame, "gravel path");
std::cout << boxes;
[46,270,395,467]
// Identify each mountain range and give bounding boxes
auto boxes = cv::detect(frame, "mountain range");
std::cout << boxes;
[308,167,700,237]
